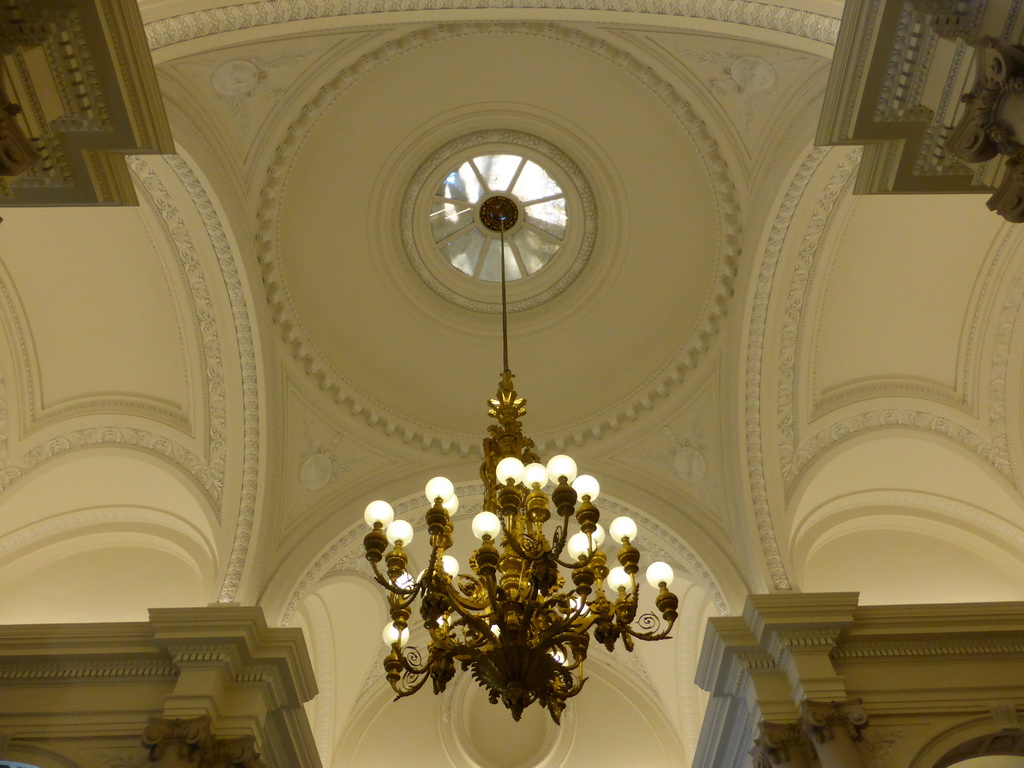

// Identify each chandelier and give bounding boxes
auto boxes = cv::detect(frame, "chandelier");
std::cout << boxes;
[362,196,678,724]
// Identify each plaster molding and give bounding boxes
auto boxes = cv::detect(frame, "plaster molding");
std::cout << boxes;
[159,155,262,603]
[792,489,1024,563]
[0,658,179,682]
[832,637,1024,662]
[0,505,213,566]
[753,721,810,768]
[255,21,742,458]
[775,152,858,483]
[129,155,227,496]
[801,697,869,744]
[300,595,335,768]
[143,0,840,53]
[744,144,838,590]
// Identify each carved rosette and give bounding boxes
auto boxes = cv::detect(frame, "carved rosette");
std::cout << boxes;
[142,716,265,768]
[947,38,1024,222]
[801,698,870,744]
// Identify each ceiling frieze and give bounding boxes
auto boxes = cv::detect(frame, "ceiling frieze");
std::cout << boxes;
[744,143,836,591]
[130,156,227,492]
[159,154,262,603]
[256,21,742,458]
[142,0,840,54]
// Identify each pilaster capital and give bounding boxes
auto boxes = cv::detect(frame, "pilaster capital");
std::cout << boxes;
[142,715,266,768]
[801,698,869,744]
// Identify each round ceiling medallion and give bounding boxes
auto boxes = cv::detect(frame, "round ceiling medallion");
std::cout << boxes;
[403,131,596,313]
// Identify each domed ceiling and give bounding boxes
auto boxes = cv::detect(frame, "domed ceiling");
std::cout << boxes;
[257,24,738,454]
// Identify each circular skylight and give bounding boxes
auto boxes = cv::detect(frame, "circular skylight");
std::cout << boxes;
[430,154,568,282]
[403,131,597,313]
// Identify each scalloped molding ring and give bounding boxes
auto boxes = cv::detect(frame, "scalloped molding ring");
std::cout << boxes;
[255,22,742,458]
[142,0,840,52]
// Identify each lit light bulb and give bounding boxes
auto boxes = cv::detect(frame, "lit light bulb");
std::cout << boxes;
[523,462,548,487]
[441,555,460,577]
[572,474,600,500]
[443,494,459,514]
[425,476,455,503]
[606,566,632,592]
[549,649,566,665]
[567,532,591,560]
[609,516,637,542]
[386,519,414,546]
[395,572,415,590]
[364,500,395,527]
[382,622,409,647]
[569,596,590,617]
[646,561,675,588]
[546,454,578,484]
[591,523,605,547]
[472,511,502,539]
[496,456,526,484]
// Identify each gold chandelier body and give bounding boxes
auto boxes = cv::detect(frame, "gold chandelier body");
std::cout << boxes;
[362,369,679,724]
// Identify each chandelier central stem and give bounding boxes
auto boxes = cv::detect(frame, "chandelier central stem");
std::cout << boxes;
[500,214,509,373]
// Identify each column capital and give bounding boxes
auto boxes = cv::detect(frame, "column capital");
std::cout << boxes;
[752,721,812,767]
[142,715,266,768]
[801,698,870,744]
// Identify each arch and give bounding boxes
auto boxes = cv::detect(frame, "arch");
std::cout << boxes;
[914,721,1024,768]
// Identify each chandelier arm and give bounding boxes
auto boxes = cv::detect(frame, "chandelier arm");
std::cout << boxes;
[499,525,548,562]
[368,559,420,598]
[621,611,676,642]
[442,584,498,632]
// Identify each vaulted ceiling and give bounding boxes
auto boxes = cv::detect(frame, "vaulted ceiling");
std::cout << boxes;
[2,0,1024,766]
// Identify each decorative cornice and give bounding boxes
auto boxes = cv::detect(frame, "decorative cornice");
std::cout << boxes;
[255,21,741,458]
[752,721,810,768]
[143,0,840,53]
[744,144,836,590]
[833,637,1024,662]
[0,659,178,682]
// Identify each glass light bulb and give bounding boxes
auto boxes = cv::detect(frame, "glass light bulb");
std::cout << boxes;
[472,510,502,539]
[646,561,675,588]
[425,476,455,503]
[546,454,578,484]
[550,649,566,665]
[441,555,460,577]
[569,596,591,617]
[572,474,600,500]
[496,456,526,484]
[523,462,548,487]
[443,494,459,514]
[382,622,409,647]
[386,519,414,546]
[566,532,591,560]
[609,516,638,542]
[364,500,395,527]
[591,523,605,547]
[395,572,415,590]
[606,566,631,592]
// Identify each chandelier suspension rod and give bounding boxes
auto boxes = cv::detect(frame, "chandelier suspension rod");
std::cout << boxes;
[499,215,509,373]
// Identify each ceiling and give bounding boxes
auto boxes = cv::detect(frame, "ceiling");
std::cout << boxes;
[2,0,1024,765]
